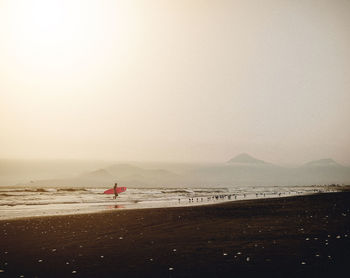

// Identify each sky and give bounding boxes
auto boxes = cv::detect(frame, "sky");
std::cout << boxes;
[0,0,350,165]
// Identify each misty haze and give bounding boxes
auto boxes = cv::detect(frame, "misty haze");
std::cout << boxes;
[0,1,349,277]
[1,153,350,187]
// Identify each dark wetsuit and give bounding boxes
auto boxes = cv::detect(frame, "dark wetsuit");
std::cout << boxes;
[113,183,118,199]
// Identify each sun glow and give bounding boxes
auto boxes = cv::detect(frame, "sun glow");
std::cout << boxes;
[1,0,349,163]
[2,0,138,87]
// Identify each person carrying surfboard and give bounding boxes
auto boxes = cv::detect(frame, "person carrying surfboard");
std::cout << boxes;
[113,183,119,199]
[103,185,126,196]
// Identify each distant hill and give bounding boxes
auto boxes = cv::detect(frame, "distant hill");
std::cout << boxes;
[105,163,178,179]
[304,158,343,167]
[81,169,113,178]
[227,153,267,164]
[2,157,350,188]
[20,164,181,187]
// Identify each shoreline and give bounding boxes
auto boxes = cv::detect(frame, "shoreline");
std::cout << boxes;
[1,192,349,277]
[0,191,317,222]
[1,185,343,221]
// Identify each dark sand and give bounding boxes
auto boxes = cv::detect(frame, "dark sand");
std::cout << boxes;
[1,192,349,278]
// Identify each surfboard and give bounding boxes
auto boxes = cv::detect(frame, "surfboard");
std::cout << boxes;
[103,187,127,194]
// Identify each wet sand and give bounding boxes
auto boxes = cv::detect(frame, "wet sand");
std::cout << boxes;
[0,192,349,277]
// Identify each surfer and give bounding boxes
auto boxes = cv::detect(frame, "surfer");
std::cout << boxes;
[113,183,119,199]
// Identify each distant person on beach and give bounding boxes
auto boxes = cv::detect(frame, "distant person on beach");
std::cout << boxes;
[113,183,119,199]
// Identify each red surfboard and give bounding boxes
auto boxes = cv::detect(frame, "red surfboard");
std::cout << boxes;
[103,187,127,194]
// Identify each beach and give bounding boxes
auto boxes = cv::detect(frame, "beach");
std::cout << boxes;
[1,192,349,277]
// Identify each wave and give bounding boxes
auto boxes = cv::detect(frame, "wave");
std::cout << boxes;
[57,188,88,192]
[0,201,88,206]
[193,189,228,193]
[161,190,192,194]
[0,188,50,193]
[27,188,48,192]
[0,187,90,193]
[0,189,51,195]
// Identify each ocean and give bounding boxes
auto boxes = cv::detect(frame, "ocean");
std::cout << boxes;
[0,185,339,220]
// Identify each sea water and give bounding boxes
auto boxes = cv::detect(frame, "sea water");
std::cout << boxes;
[0,185,340,220]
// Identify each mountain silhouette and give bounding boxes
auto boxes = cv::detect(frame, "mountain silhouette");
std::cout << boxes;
[227,153,266,164]
[4,157,350,187]
[304,158,342,167]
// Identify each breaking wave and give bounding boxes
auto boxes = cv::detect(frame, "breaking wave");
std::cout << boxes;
[57,188,88,192]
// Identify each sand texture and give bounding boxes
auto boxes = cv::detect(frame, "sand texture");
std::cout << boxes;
[1,192,349,277]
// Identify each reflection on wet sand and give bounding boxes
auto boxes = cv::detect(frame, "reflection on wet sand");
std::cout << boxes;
[107,205,125,209]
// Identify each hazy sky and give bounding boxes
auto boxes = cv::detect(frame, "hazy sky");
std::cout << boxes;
[0,0,349,164]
